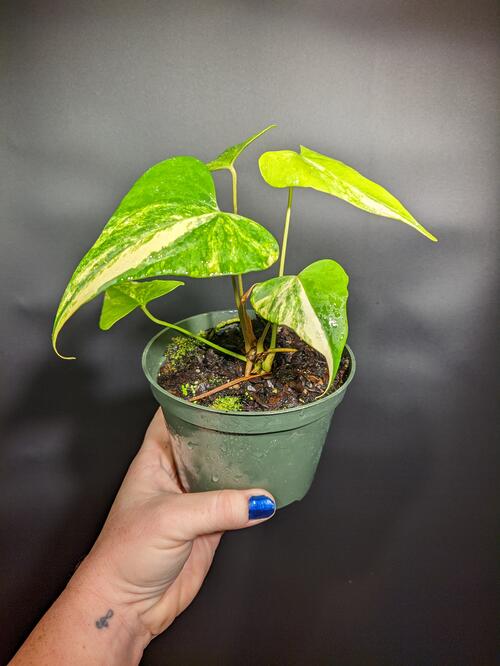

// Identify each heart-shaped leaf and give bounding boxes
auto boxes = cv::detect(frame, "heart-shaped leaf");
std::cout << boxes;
[207,124,276,171]
[99,279,184,330]
[53,156,278,358]
[259,146,437,241]
[251,259,349,392]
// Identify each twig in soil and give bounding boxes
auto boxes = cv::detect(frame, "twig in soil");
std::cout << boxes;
[303,373,323,384]
[189,372,271,403]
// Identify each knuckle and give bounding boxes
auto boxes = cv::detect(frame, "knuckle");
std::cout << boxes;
[213,490,239,525]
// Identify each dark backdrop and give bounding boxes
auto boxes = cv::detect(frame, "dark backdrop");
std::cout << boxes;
[1,1,498,664]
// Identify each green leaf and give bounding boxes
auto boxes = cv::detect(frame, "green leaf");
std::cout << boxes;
[53,156,279,358]
[99,279,184,330]
[207,124,276,171]
[251,259,349,392]
[259,146,437,241]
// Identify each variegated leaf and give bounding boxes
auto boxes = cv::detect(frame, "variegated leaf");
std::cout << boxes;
[259,146,437,241]
[53,156,279,358]
[99,280,184,330]
[207,124,276,171]
[251,259,349,391]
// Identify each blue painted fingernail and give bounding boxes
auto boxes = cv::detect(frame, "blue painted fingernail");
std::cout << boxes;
[248,495,276,520]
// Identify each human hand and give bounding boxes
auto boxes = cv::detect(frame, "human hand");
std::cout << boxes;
[68,408,276,647]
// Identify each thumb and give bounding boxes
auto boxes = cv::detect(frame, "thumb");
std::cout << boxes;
[166,489,276,539]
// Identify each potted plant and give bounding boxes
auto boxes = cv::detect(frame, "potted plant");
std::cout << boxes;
[52,125,436,507]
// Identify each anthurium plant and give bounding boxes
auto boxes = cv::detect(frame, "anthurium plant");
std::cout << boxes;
[53,125,436,403]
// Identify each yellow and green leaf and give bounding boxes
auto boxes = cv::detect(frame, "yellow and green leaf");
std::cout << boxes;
[251,259,349,391]
[259,146,437,241]
[99,279,184,330]
[53,156,278,358]
[207,124,276,171]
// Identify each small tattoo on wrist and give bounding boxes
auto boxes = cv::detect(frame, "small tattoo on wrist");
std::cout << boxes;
[95,609,113,629]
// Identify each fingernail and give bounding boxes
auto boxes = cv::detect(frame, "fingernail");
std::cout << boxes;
[248,495,276,520]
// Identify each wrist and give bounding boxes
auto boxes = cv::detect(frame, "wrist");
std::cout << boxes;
[66,557,152,654]
[11,575,148,666]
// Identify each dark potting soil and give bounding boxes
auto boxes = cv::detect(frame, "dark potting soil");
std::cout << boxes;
[157,320,351,412]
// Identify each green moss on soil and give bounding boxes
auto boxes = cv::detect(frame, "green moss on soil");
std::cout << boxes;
[180,382,198,397]
[211,396,243,412]
[162,335,201,372]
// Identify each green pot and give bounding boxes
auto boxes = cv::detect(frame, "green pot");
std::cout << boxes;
[142,310,356,508]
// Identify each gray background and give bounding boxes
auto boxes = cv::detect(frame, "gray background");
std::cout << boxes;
[1,1,498,663]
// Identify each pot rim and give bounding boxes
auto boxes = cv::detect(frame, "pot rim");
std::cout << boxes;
[142,310,356,417]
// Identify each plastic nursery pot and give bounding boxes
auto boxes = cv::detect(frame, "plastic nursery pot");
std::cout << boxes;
[142,310,356,509]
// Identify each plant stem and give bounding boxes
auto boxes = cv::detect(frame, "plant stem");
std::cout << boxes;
[229,166,243,317]
[229,165,238,215]
[237,274,244,299]
[264,328,278,373]
[229,166,242,309]
[263,187,294,373]
[279,187,294,276]
[231,275,256,361]
[227,164,256,369]
[141,306,246,362]
[256,322,271,354]
[232,275,242,310]
[259,347,297,356]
